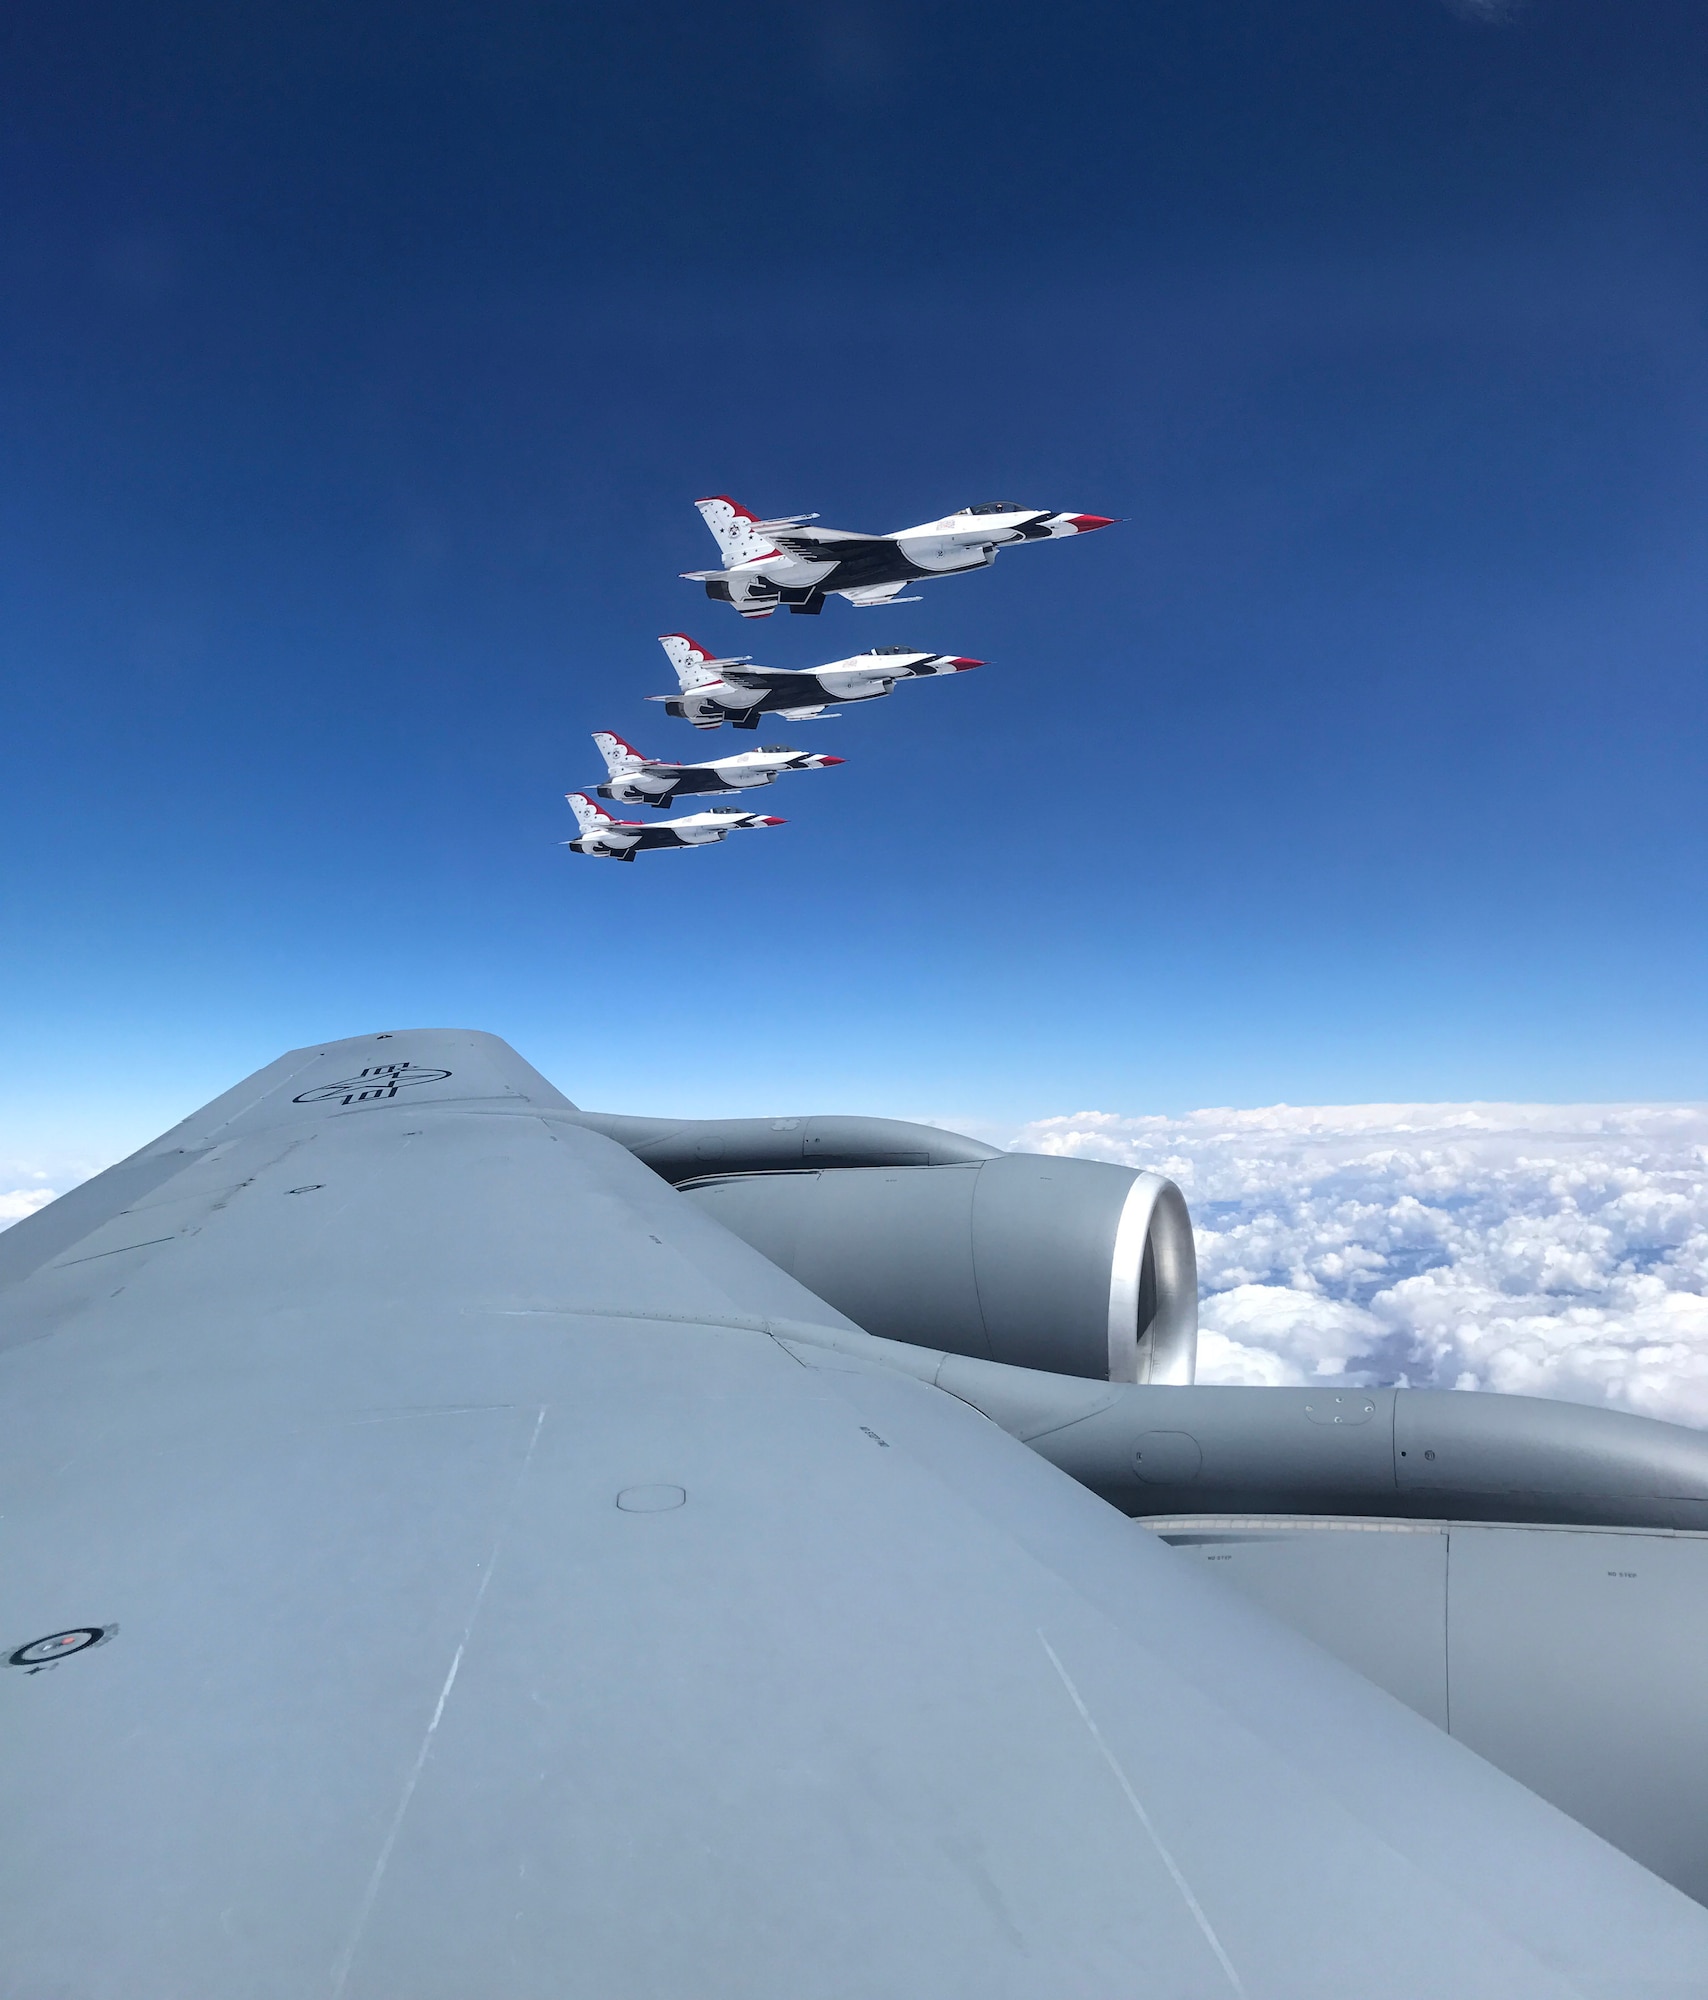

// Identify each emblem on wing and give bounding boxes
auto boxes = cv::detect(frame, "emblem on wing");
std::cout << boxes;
[292,1062,453,1106]
[6,1625,117,1672]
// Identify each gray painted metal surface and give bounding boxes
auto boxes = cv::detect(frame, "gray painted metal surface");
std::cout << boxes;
[683,1156,1198,1384]
[568,1107,1000,1179]
[4,1030,1708,1996]
[777,1319,1708,1529]
[1159,1517,1708,1907]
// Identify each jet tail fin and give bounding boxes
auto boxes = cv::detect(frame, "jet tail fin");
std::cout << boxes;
[695,496,784,569]
[591,731,648,777]
[658,632,734,691]
[566,792,611,835]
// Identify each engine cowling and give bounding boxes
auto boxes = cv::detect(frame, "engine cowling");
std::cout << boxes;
[566,1110,1003,1179]
[681,1154,1197,1384]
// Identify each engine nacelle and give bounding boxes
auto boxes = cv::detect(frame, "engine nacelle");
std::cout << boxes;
[682,1154,1197,1384]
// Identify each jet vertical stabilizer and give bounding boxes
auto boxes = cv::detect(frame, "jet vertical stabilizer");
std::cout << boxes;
[659,633,733,690]
[592,732,648,777]
[694,497,781,568]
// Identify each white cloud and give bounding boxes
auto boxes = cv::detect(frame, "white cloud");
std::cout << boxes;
[0,1187,58,1225]
[1010,1103,1708,1426]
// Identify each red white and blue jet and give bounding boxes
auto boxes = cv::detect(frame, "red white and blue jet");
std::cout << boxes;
[590,732,844,810]
[681,496,1116,618]
[649,633,979,731]
[565,792,784,862]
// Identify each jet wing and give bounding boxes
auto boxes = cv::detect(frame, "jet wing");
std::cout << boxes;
[770,528,888,557]
[769,530,917,590]
[712,665,830,702]
[3,1029,1705,1997]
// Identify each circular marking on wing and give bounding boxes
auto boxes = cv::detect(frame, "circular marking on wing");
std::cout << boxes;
[293,1064,452,1107]
[616,1485,687,1513]
[7,1625,116,1669]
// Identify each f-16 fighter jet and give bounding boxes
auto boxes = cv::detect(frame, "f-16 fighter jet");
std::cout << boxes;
[681,495,1116,617]
[649,631,979,731]
[590,731,844,809]
[565,791,783,861]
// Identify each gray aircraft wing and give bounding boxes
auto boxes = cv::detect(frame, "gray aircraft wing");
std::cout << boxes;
[3,1029,1705,1998]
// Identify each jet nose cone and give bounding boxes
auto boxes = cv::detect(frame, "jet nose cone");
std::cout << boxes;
[760,816,786,826]
[1068,514,1116,532]
[819,755,846,766]
[951,657,983,670]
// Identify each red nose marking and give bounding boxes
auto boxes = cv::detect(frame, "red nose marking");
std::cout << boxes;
[951,657,983,670]
[1068,514,1116,532]
[819,756,846,766]
[760,816,786,826]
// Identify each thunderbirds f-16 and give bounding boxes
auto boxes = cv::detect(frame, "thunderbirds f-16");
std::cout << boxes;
[7,1026,1708,1997]
[650,631,978,730]
[565,791,783,860]
[590,730,844,809]
[681,494,1117,617]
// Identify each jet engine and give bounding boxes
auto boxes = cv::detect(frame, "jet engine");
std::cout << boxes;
[684,1156,1196,1383]
[568,1111,1197,1384]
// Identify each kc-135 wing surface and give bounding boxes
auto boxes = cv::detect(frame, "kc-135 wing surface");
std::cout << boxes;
[2,1029,1705,1997]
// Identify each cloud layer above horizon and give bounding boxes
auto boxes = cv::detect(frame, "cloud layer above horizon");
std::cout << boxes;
[1014,1102,1708,1426]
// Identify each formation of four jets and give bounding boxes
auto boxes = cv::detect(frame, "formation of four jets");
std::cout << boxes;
[567,495,1115,862]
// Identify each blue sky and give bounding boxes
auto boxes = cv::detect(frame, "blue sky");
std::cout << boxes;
[3,0,1705,1168]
